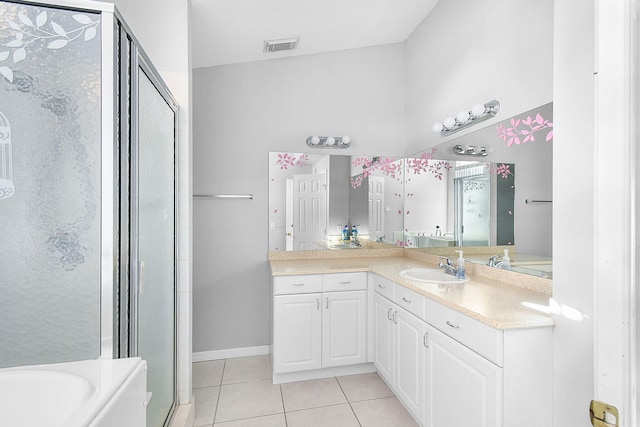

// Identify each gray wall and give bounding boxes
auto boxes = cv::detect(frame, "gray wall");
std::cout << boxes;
[193,44,405,352]
[193,0,554,354]
[403,0,554,155]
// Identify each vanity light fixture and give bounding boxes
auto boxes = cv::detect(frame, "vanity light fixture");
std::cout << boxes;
[433,100,501,137]
[453,145,488,157]
[306,135,351,149]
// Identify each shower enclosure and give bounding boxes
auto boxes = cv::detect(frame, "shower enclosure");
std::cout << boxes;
[0,1,179,426]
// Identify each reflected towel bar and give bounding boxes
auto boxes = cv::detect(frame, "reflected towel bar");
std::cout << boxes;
[525,199,552,204]
[194,194,253,200]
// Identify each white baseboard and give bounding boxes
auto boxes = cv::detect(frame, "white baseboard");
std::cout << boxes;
[192,345,270,362]
[272,363,376,384]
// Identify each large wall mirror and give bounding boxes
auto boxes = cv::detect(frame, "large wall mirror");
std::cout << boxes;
[268,152,404,251]
[405,102,553,277]
[268,103,552,278]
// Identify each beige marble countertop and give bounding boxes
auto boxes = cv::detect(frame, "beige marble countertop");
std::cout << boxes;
[269,255,554,331]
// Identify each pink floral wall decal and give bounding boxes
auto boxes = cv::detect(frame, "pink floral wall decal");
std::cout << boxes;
[489,163,513,179]
[405,147,452,180]
[496,113,553,147]
[276,153,309,170]
[350,157,402,188]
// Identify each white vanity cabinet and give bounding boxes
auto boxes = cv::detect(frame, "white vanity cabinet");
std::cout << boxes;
[371,273,552,427]
[273,291,323,373]
[272,272,369,380]
[373,278,427,425]
[424,323,502,427]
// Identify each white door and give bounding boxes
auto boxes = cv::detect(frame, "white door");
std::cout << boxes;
[368,176,385,240]
[322,290,367,368]
[273,293,322,373]
[394,307,426,424]
[374,293,394,385]
[285,179,294,250]
[425,325,502,427]
[293,173,327,250]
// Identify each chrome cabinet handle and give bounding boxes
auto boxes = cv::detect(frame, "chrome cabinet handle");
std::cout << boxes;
[402,297,412,304]
[423,332,429,348]
[387,308,392,320]
[326,298,329,309]
[340,281,352,285]
[292,283,305,287]
[316,298,320,310]
[446,320,460,329]
[392,311,398,324]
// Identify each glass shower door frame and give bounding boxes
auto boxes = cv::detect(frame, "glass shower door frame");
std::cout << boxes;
[129,44,179,427]
[108,10,179,426]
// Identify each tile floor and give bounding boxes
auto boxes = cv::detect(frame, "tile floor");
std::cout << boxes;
[192,355,419,427]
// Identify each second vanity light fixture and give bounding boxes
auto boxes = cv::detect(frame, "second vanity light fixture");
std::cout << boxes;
[432,100,501,137]
[306,135,351,149]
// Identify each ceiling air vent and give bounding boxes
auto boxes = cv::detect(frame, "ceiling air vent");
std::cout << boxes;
[264,37,300,53]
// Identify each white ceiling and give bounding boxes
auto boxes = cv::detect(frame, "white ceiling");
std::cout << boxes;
[190,0,440,69]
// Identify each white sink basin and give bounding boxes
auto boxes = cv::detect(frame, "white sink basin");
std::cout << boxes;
[399,268,468,284]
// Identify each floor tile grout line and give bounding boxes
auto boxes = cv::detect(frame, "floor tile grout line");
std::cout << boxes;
[210,358,226,425]
[279,380,289,427]
[336,376,364,427]
[214,410,285,426]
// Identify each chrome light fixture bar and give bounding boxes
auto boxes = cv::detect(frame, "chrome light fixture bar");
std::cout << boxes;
[453,145,488,157]
[433,100,500,137]
[306,135,351,149]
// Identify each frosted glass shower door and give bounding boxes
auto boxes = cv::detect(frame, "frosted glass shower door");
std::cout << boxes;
[0,2,102,368]
[454,175,490,246]
[134,67,177,426]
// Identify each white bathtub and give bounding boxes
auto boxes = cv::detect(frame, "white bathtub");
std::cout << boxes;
[0,357,147,427]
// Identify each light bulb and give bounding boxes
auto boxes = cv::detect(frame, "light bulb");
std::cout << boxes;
[471,104,486,117]
[326,136,336,145]
[432,122,444,133]
[443,117,456,129]
[310,136,320,145]
[341,135,351,145]
[456,111,470,123]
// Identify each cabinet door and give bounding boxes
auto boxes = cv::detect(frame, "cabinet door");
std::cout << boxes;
[425,325,503,427]
[273,293,322,373]
[322,290,367,368]
[373,293,394,385]
[395,306,426,424]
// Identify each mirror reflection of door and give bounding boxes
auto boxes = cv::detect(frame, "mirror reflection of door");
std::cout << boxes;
[368,176,385,240]
[291,173,327,250]
[454,174,490,246]
[285,179,294,250]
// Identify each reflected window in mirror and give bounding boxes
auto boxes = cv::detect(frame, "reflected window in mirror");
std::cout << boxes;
[405,102,553,279]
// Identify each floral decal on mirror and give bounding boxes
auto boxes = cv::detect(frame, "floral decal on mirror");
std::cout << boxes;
[0,11,100,82]
[489,163,513,179]
[405,147,451,181]
[275,153,309,170]
[496,112,553,147]
[350,156,402,188]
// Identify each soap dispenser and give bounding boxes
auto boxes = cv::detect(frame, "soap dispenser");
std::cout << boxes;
[455,250,466,280]
[501,249,512,270]
[342,225,349,241]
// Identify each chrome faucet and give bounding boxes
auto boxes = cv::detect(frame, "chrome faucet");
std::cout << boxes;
[487,255,501,267]
[438,256,457,276]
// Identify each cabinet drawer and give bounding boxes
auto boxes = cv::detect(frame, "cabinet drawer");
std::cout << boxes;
[424,298,504,366]
[273,274,323,295]
[323,272,367,292]
[371,274,394,300]
[394,285,425,320]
